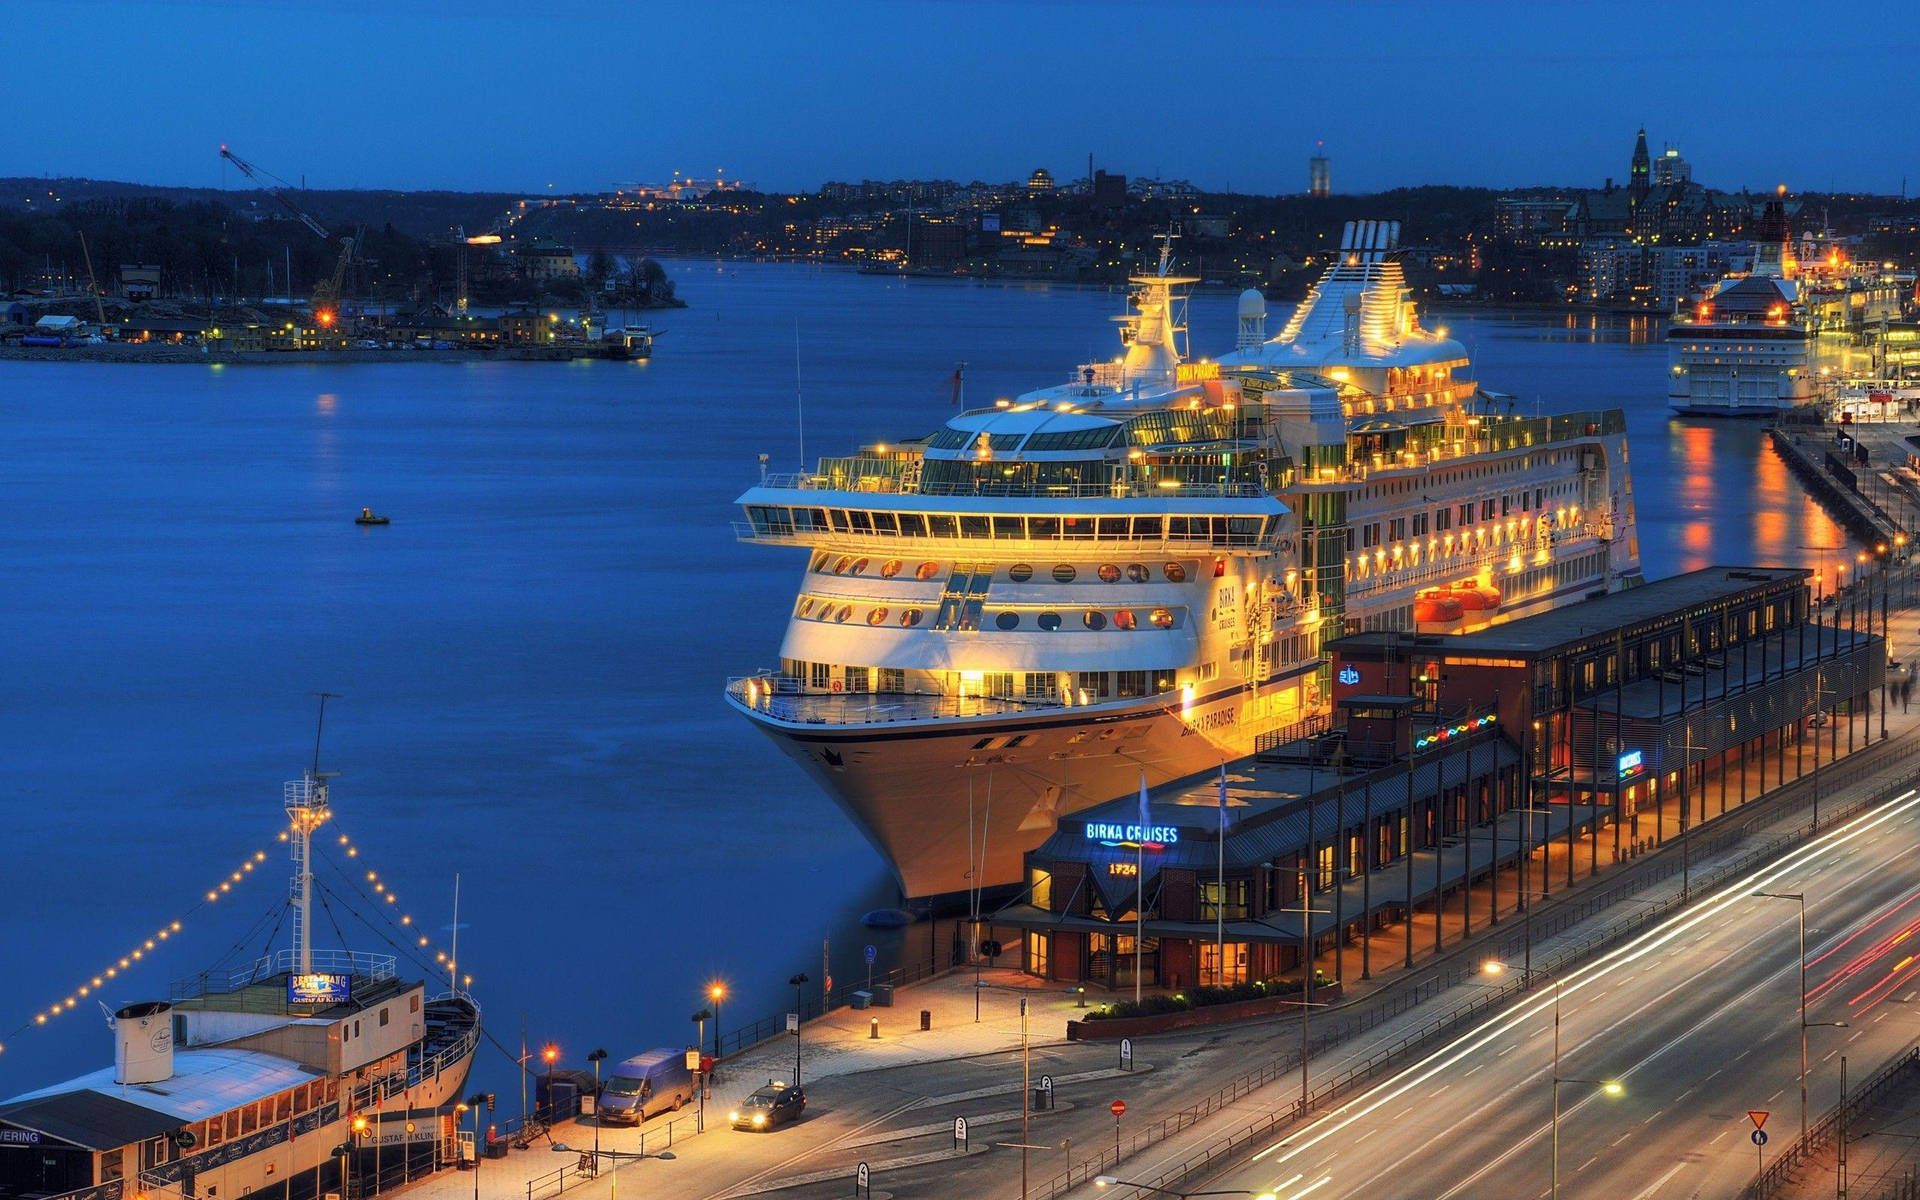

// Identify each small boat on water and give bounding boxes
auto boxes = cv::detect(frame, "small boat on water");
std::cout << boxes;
[356,507,390,526]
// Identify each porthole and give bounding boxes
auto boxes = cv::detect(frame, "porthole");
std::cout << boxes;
[835,604,854,623]
[833,555,853,574]
[1052,564,1078,583]
[1009,563,1034,582]
[1126,563,1150,583]
[867,607,890,626]
[1037,612,1062,632]
[881,559,903,578]
[1150,607,1175,629]
[1083,610,1108,631]
[995,611,1021,631]
[916,561,942,581]
[1163,562,1188,583]
[811,552,831,572]
[798,598,815,618]
[900,609,924,627]
[1114,609,1137,631]
[850,557,870,576]
[1098,564,1121,583]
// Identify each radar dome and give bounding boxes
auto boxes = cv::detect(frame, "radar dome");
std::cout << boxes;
[1237,289,1266,318]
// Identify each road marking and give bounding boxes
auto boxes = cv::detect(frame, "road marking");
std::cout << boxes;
[1769,1089,1784,1102]
[1713,1128,1731,1144]
[1464,1064,1484,1077]
[1579,1155,1598,1171]
[1624,1161,1688,1200]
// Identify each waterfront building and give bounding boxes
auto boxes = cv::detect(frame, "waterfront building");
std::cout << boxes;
[728,222,1641,899]
[1003,566,1883,990]
[516,241,579,282]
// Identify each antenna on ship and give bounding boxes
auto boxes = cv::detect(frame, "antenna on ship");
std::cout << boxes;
[287,692,339,976]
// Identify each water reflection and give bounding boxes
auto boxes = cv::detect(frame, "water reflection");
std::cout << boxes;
[1662,418,1848,576]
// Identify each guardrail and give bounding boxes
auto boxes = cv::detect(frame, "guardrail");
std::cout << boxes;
[524,1109,695,1200]
[1740,1044,1920,1199]
[1040,717,1920,1199]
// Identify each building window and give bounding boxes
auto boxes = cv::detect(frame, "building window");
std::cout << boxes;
[1025,673,1058,702]
[878,668,905,693]
[1026,931,1050,978]
[1200,879,1250,921]
[1028,868,1053,911]
[810,662,831,690]
[1077,671,1110,698]
[846,667,870,693]
[1198,940,1248,987]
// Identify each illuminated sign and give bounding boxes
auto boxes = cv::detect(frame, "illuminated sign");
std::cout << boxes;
[287,973,353,1005]
[1337,665,1361,687]
[1084,822,1181,846]
[1175,361,1221,383]
[0,1130,41,1145]
[1108,861,1139,877]
[1414,712,1497,752]
[1617,750,1644,778]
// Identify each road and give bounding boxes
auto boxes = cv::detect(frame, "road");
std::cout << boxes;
[1179,787,1920,1200]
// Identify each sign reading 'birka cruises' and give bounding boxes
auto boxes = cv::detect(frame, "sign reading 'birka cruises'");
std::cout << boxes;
[1085,823,1181,846]
[286,973,352,1005]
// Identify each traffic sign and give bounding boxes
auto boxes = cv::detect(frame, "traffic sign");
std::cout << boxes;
[864,944,877,965]
[856,1160,871,1195]
[786,1012,799,1033]
[1120,1037,1134,1069]
[954,1115,967,1147]
[1110,1099,1127,1118]
[1751,1129,1768,1147]
[1748,1110,1770,1131]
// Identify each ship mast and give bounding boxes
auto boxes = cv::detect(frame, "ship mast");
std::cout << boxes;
[285,693,338,975]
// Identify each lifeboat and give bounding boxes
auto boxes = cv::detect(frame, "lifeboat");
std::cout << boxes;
[1449,580,1503,610]
[1413,592,1465,624]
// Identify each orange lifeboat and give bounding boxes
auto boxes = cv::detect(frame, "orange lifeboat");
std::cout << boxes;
[1413,592,1465,624]
[1450,580,1503,611]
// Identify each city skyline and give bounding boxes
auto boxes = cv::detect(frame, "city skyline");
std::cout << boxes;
[11,0,1920,197]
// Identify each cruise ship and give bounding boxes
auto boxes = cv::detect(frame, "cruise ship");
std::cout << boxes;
[728,222,1642,899]
[0,766,480,1200]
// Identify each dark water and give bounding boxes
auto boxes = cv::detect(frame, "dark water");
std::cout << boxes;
[0,264,1849,1098]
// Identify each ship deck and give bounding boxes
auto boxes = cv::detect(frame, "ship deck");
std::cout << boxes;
[733,688,1053,726]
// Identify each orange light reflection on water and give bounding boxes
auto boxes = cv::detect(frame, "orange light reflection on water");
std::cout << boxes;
[1671,423,1849,575]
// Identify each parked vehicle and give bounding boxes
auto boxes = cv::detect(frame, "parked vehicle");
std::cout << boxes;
[597,1049,694,1125]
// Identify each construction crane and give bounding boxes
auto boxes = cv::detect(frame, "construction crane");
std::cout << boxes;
[219,144,352,324]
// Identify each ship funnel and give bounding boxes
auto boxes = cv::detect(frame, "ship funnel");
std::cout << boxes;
[111,1001,174,1085]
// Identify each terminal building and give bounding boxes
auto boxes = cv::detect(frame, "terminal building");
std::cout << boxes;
[1003,566,1885,991]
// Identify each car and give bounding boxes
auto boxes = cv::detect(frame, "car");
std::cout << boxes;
[729,1082,805,1131]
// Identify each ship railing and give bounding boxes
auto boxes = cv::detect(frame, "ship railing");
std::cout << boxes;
[751,473,1268,500]
[726,676,1070,723]
[731,520,1280,552]
[348,1000,480,1112]
[171,948,398,999]
[1342,525,1603,600]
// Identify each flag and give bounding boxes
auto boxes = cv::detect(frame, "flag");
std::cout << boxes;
[1217,764,1228,834]
[1138,772,1151,836]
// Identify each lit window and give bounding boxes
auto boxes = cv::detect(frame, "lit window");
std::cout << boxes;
[835,605,853,623]
[899,609,924,627]
[915,561,942,580]
[881,559,902,578]
[1150,608,1175,629]
[1164,563,1188,582]
[1098,564,1121,583]
[850,557,870,576]
[1126,563,1150,582]
[867,607,890,626]
[833,555,852,574]
[1114,610,1137,631]
[797,598,815,618]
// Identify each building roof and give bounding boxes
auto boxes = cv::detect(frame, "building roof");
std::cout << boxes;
[0,1089,185,1151]
[1332,566,1809,659]
[0,1049,321,1139]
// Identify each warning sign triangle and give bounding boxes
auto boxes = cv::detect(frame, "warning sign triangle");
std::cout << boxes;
[1748,1111,1769,1130]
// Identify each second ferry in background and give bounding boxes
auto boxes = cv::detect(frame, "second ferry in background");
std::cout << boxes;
[728,222,1642,900]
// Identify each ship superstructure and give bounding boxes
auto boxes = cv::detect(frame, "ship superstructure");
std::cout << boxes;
[728,222,1641,899]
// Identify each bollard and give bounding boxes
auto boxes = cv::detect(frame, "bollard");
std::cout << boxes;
[920,1009,931,1031]
[1076,986,1086,1008]
[869,1017,880,1039]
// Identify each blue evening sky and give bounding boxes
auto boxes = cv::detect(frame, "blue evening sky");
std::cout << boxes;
[12,0,1920,196]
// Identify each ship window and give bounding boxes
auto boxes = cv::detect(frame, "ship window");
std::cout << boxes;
[1008,563,1034,582]
[1083,610,1108,630]
[1164,563,1188,582]
[849,511,873,533]
[835,605,853,623]
[850,557,870,575]
[1052,564,1078,583]
[1077,671,1110,697]
[1118,669,1149,696]
[1126,563,1150,583]
[881,559,902,578]
[1133,516,1165,538]
[1098,564,1121,583]
[1037,612,1063,631]
[878,668,905,693]
[410,994,421,1013]
[1114,609,1137,631]
[1029,516,1059,540]
[830,510,852,533]
[994,516,1024,539]
[1098,517,1129,539]
[1062,517,1096,540]
[379,1007,390,1027]
[867,607,890,626]
[899,513,927,537]
[916,561,941,580]
[960,515,991,539]
[811,552,830,572]
[900,609,923,627]
[797,598,814,618]
[996,611,1021,630]
[833,555,852,574]
[928,515,957,537]
[1150,608,1175,629]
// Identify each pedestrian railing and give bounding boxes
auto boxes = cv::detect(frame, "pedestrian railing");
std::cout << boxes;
[523,1108,698,1200]
[1740,1043,1920,1199]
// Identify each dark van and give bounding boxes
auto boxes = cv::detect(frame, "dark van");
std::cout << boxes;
[597,1049,695,1125]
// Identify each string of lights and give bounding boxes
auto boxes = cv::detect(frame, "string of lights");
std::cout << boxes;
[1,838,283,1052]
[315,827,473,993]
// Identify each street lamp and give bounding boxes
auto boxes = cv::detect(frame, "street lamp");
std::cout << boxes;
[788,972,809,1085]
[1092,1179,1272,1199]
[1753,891,1810,1147]
[1484,961,1621,1200]
[707,982,726,1063]
[586,1049,607,1168]
[541,1044,559,1123]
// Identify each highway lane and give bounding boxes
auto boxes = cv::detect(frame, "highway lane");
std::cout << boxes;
[1182,788,1920,1200]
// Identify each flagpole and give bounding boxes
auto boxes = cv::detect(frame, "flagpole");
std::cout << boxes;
[1216,764,1227,985]
[1136,772,1146,1004]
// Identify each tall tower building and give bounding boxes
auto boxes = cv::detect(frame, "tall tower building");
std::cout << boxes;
[1628,127,1651,210]
[1309,140,1331,198]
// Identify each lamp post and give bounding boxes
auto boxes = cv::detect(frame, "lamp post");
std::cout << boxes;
[1754,891,1810,1147]
[586,1049,606,1168]
[788,972,809,1085]
[1484,961,1622,1199]
[707,982,726,1063]
[1091,1179,1271,1199]
[541,1045,558,1124]
[1877,542,1891,740]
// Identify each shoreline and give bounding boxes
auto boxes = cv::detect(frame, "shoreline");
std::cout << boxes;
[0,345,643,366]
